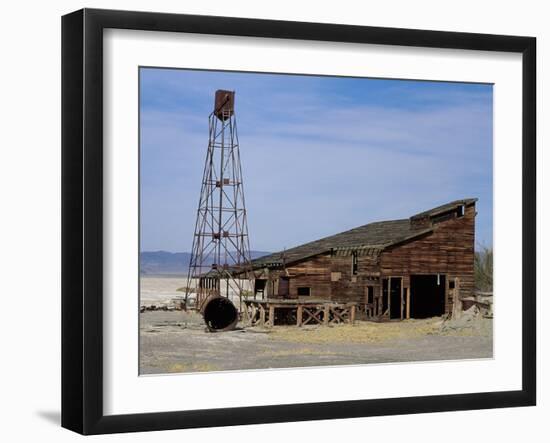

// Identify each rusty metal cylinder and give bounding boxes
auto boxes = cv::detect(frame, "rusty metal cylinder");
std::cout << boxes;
[201,295,239,332]
[214,90,235,121]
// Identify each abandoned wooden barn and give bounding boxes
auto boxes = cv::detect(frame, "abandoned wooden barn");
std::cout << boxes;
[248,199,477,321]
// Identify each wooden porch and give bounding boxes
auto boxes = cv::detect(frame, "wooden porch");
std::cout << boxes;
[242,298,357,327]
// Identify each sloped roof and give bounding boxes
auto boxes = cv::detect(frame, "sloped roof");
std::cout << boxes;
[251,198,476,269]
[410,198,477,220]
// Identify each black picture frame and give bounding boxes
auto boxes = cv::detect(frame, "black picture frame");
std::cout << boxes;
[62,8,536,435]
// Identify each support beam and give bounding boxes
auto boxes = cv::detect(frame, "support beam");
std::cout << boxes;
[452,277,462,320]
[296,304,303,327]
[400,279,404,320]
[406,287,410,319]
[242,303,250,325]
[387,277,392,318]
[268,305,275,328]
[376,286,382,316]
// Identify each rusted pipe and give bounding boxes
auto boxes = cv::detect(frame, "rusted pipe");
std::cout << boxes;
[201,295,239,332]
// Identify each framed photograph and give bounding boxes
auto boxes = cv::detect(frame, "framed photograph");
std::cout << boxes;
[61,8,536,435]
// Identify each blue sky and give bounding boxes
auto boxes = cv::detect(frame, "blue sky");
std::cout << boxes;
[140,68,493,253]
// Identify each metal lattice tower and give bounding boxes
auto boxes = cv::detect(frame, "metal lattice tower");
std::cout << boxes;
[185,90,252,310]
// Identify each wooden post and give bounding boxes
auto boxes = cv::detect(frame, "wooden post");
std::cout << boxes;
[268,305,275,328]
[259,304,265,327]
[456,278,461,304]
[324,304,330,325]
[452,278,462,320]
[376,286,381,316]
[387,277,391,318]
[350,304,356,325]
[250,304,257,326]
[400,278,404,320]
[297,304,303,327]
[406,287,411,319]
[242,302,249,325]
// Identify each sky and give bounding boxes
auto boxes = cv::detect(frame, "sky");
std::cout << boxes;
[140,68,493,253]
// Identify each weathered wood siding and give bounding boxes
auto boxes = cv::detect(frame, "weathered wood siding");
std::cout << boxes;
[379,203,476,313]
[329,255,380,303]
[262,203,475,316]
[285,255,332,298]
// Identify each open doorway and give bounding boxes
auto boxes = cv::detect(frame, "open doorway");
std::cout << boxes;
[389,278,402,319]
[410,274,446,318]
[382,278,403,319]
[254,279,267,299]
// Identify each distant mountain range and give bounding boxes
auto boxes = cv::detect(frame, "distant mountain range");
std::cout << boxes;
[140,250,271,275]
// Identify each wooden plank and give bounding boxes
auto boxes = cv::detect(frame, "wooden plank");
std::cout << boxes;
[323,304,330,325]
[251,304,258,325]
[287,267,327,273]
[400,277,404,320]
[387,276,392,317]
[302,307,323,325]
[268,305,275,327]
[242,303,250,325]
[296,304,303,327]
[452,277,462,320]
[406,287,410,319]
[330,308,346,324]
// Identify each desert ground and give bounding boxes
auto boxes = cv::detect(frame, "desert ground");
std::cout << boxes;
[140,276,493,375]
[140,275,249,307]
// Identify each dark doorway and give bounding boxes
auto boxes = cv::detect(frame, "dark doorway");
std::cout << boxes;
[366,286,374,304]
[389,278,402,319]
[254,279,267,298]
[382,278,403,319]
[410,274,446,318]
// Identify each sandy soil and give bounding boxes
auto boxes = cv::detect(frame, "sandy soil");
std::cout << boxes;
[140,276,189,306]
[139,310,493,375]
